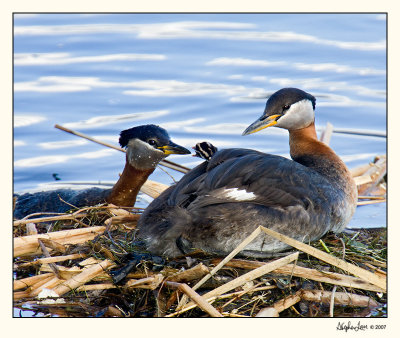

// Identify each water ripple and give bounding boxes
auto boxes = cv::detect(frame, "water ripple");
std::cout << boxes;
[63,110,169,129]
[14,114,46,127]
[14,149,115,167]
[14,21,385,51]
[14,52,166,66]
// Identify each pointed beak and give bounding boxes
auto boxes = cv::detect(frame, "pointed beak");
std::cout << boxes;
[158,141,191,155]
[242,114,282,136]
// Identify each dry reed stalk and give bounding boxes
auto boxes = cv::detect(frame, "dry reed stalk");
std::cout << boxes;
[273,290,303,313]
[212,258,385,293]
[26,223,38,235]
[38,239,61,278]
[219,281,263,310]
[260,226,387,291]
[358,156,386,195]
[329,285,337,317]
[29,276,66,297]
[126,272,155,279]
[38,238,67,254]
[39,257,110,276]
[91,241,116,261]
[31,263,97,297]
[358,195,386,200]
[167,263,210,283]
[366,184,386,196]
[177,227,263,309]
[52,259,115,296]
[40,265,84,280]
[255,288,378,317]
[165,281,223,317]
[14,226,106,257]
[124,274,164,290]
[76,283,117,292]
[218,284,281,301]
[139,180,169,199]
[27,274,57,293]
[18,253,87,268]
[13,291,31,301]
[363,263,387,276]
[166,287,281,318]
[107,206,132,216]
[272,264,385,293]
[54,124,190,174]
[256,291,303,317]
[354,175,372,186]
[221,312,251,317]
[104,214,140,226]
[181,252,299,312]
[40,263,111,281]
[347,255,387,269]
[320,122,333,145]
[14,273,53,291]
[14,213,89,227]
[17,272,65,298]
[350,163,373,177]
[78,257,103,267]
[368,259,386,269]
[172,283,284,315]
[300,289,379,308]
[155,290,169,317]
[357,199,386,206]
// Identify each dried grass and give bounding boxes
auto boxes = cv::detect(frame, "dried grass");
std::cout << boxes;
[13,155,387,317]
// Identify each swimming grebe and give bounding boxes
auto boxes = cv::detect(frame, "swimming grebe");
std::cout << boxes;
[136,88,358,258]
[13,125,190,218]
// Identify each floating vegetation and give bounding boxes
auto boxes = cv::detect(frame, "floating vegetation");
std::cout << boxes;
[13,203,386,318]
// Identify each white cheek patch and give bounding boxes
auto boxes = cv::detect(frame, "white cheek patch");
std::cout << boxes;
[276,99,314,129]
[126,138,166,169]
[223,188,256,201]
[129,139,164,154]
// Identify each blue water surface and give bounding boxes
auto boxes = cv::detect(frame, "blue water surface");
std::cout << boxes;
[13,13,387,228]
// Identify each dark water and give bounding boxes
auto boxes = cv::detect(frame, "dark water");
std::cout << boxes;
[13,13,386,228]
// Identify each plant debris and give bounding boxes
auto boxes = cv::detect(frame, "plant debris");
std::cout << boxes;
[13,155,387,318]
[13,209,387,318]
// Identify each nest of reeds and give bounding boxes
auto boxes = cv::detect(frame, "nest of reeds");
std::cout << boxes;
[13,151,387,317]
[13,203,386,318]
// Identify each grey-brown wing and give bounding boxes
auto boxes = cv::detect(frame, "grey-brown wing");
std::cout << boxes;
[165,148,335,212]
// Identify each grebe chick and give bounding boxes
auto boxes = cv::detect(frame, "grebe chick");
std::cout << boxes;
[137,88,358,258]
[13,124,190,219]
[193,141,218,161]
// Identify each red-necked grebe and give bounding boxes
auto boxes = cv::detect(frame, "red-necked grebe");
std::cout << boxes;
[13,124,190,218]
[136,88,358,258]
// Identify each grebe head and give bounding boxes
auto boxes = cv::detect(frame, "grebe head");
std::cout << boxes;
[242,88,316,135]
[119,124,191,170]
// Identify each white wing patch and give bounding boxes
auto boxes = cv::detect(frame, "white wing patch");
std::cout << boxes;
[223,188,256,201]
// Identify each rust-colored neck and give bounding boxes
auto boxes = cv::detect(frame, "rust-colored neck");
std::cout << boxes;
[288,122,338,161]
[288,123,356,201]
[106,159,155,207]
